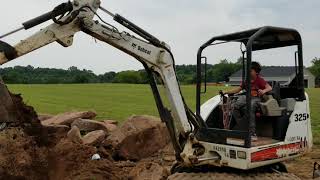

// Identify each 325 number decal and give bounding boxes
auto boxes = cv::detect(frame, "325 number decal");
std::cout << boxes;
[294,113,309,122]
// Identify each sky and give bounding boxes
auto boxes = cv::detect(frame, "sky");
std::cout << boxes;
[0,0,319,74]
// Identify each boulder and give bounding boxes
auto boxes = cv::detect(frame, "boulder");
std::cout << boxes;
[103,120,118,125]
[41,111,97,126]
[71,119,109,133]
[103,123,117,132]
[104,115,170,161]
[38,114,54,121]
[43,124,70,134]
[83,130,106,146]
[129,162,169,180]
[67,126,83,144]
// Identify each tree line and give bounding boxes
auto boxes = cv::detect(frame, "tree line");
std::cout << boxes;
[0,59,241,84]
[0,58,319,86]
[309,57,320,87]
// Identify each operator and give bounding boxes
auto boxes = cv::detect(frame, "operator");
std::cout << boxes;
[223,62,272,141]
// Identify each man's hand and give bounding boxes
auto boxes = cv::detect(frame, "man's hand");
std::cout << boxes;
[258,83,273,96]
[219,90,226,97]
[258,89,266,96]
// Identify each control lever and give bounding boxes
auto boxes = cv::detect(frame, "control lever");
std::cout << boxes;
[219,90,228,104]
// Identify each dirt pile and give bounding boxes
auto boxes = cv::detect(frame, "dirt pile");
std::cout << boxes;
[0,86,173,180]
[0,128,48,180]
[47,139,121,180]
[0,86,123,179]
[0,128,123,180]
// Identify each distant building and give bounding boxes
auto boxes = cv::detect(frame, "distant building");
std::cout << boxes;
[228,66,315,88]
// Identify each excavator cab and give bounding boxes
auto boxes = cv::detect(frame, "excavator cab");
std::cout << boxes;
[181,26,313,170]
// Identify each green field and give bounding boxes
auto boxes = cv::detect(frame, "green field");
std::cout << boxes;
[7,84,320,144]
[7,84,225,120]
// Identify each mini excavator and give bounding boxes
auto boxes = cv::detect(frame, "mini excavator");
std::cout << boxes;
[0,0,312,179]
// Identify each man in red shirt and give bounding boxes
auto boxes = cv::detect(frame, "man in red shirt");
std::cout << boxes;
[224,62,272,141]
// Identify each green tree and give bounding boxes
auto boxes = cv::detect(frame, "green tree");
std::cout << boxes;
[113,71,142,84]
[207,59,242,83]
[309,57,320,86]
[0,60,242,85]
[98,72,116,83]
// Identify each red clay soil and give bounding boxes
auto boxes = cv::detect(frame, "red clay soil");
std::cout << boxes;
[47,139,121,180]
[0,92,124,180]
[0,127,125,180]
[0,91,171,180]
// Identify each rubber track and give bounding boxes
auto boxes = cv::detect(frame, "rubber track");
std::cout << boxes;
[168,172,300,180]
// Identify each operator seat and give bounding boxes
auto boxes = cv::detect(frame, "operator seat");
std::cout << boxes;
[259,81,285,117]
[267,81,281,103]
[256,81,289,140]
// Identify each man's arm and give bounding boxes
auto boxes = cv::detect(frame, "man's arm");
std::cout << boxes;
[258,83,272,96]
[224,86,242,95]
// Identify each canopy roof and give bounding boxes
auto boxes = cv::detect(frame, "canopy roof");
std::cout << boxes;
[211,26,302,51]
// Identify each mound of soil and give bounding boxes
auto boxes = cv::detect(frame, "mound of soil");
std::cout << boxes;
[0,87,124,180]
[0,128,49,180]
[0,128,123,180]
[0,86,172,180]
[48,139,120,180]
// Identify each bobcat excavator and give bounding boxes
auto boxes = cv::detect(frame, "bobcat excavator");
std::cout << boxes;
[0,0,312,179]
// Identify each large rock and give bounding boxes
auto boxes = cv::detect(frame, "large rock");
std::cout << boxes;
[38,114,54,121]
[129,162,169,180]
[104,115,170,161]
[41,111,97,126]
[43,124,70,134]
[83,130,106,146]
[102,120,118,132]
[103,123,117,132]
[103,120,118,125]
[67,126,83,144]
[71,119,109,133]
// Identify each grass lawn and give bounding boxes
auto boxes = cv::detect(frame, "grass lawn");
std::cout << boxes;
[7,84,320,144]
[7,84,224,120]
[307,88,320,144]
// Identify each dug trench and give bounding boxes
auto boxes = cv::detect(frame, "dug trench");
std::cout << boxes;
[0,84,318,179]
